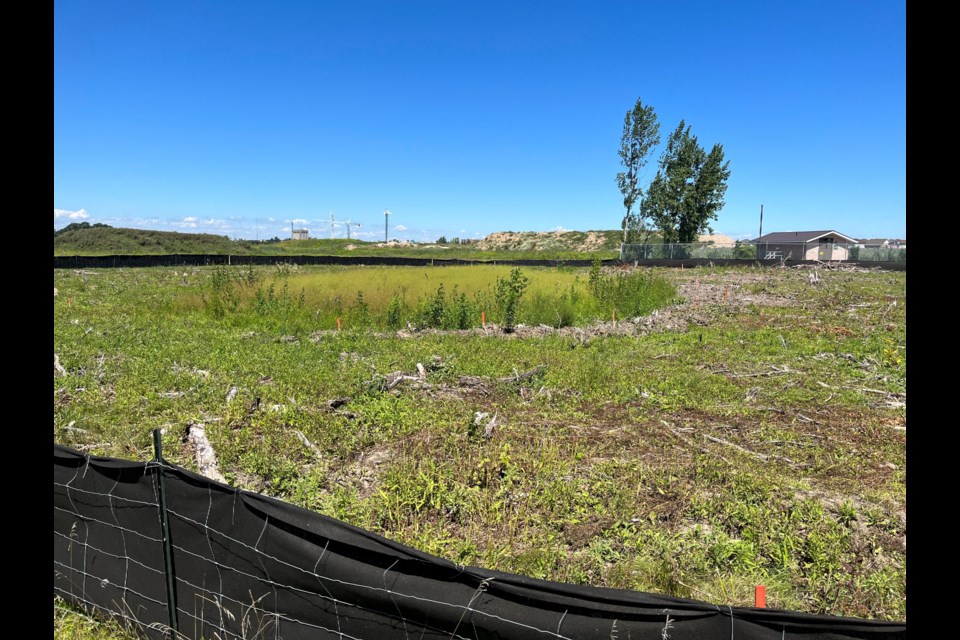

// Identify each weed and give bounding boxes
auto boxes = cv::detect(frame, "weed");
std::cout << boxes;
[495,267,529,331]
[385,294,404,329]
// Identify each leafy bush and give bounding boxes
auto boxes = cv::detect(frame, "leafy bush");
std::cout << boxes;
[494,268,529,331]
[734,241,756,259]
[386,295,404,329]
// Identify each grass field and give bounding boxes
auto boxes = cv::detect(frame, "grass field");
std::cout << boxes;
[53,262,906,636]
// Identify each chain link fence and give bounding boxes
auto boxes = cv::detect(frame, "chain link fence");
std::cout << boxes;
[620,243,906,262]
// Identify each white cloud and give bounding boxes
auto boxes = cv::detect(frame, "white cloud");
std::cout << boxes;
[394,224,408,231]
[171,216,199,229]
[549,225,568,232]
[287,218,309,226]
[54,208,89,220]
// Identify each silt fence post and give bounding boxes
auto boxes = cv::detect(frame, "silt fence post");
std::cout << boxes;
[153,429,179,636]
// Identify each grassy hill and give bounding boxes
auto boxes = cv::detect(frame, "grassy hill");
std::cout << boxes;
[54,224,255,255]
[53,224,622,259]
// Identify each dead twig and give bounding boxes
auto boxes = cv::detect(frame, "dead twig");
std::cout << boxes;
[294,430,324,459]
[504,365,546,383]
[730,365,792,378]
[702,434,769,461]
[659,420,730,464]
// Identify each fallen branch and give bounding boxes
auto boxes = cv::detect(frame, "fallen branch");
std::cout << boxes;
[659,420,730,464]
[458,365,546,388]
[702,434,769,461]
[185,423,227,483]
[816,380,905,397]
[294,430,324,459]
[730,365,792,378]
[880,299,897,320]
[506,365,546,383]
[54,354,67,377]
[385,371,423,390]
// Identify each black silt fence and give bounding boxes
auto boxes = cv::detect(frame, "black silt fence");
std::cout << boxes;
[52,254,906,271]
[52,255,618,269]
[54,443,906,639]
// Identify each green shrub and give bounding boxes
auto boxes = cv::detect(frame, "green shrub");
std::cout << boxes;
[386,295,404,329]
[494,268,529,331]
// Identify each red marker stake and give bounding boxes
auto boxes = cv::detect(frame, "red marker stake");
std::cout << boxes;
[337,317,341,331]
[755,585,766,608]
[481,311,485,327]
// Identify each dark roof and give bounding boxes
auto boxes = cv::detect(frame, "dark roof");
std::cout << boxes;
[750,230,857,244]
[857,238,906,245]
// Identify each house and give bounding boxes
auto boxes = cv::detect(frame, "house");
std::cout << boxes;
[856,238,906,249]
[750,230,858,261]
[291,228,309,240]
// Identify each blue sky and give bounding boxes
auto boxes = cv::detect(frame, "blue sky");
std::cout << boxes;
[54,0,906,242]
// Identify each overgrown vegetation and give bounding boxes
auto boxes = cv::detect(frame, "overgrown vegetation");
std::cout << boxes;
[184,264,678,333]
[53,263,906,633]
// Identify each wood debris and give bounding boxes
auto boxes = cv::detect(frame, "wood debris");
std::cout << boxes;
[54,354,67,377]
[185,422,227,483]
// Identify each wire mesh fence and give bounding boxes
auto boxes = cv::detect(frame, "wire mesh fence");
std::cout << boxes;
[54,441,906,640]
[619,243,906,262]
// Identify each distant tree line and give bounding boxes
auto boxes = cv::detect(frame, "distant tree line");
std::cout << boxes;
[54,222,112,237]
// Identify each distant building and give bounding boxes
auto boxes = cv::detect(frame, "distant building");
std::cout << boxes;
[291,228,309,240]
[856,238,906,249]
[749,230,857,261]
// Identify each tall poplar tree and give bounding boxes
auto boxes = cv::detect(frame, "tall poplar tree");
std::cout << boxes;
[616,98,660,244]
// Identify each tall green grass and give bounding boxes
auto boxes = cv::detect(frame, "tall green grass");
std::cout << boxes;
[185,263,679,332]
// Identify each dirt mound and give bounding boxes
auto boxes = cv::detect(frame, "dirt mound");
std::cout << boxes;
[697,233,735,245]
[473,230,736,252]
[476,230,622,252]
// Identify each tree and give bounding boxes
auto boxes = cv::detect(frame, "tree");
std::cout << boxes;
[616,98,660,244]
[643,121,730,244]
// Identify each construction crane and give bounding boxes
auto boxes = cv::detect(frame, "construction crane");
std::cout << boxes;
[344,219,361,240]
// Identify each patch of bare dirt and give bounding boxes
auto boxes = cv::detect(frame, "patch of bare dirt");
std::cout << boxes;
[330,445,394,498]
[562,516,614,549]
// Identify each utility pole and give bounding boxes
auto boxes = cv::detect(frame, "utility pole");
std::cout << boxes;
[330,211,335,239]
[759,204,764,239]
[384,209,390,242]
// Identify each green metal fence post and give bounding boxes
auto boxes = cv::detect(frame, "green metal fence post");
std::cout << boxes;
[153,429,179,637]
